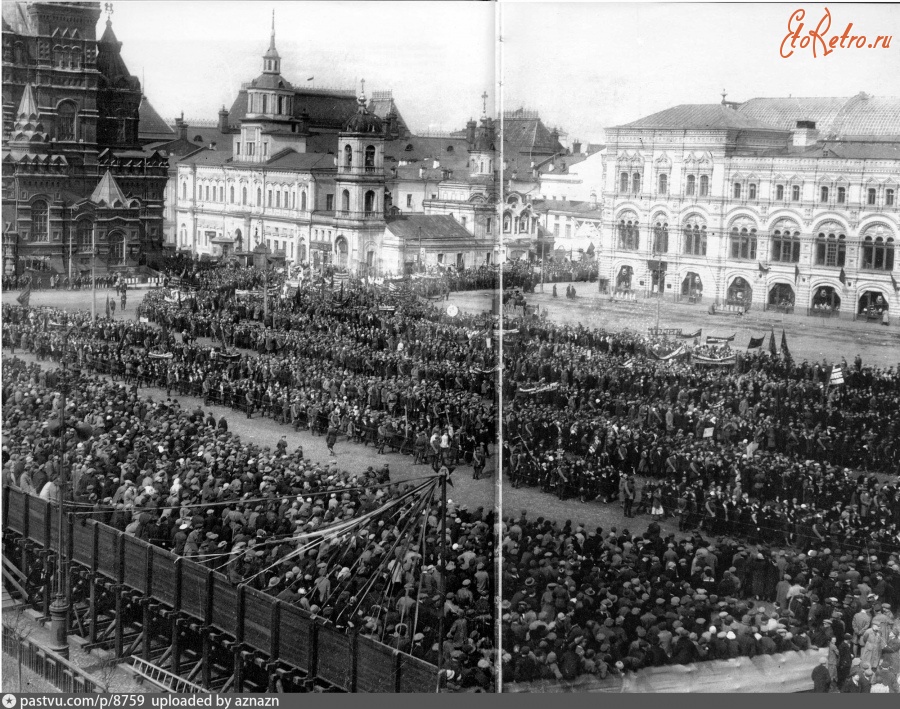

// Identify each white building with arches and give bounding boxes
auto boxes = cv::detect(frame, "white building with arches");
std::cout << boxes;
[599,94,900,318]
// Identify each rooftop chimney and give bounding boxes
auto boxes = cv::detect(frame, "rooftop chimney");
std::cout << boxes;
[217,106,229,134]
[573,140,582,155]
[466,119,477,148]
[792,120,819,148]
[175,113,188,142]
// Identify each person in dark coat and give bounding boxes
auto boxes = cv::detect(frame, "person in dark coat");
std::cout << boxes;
[811,657,831,692]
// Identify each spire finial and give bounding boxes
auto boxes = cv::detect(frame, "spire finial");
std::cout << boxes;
[481,90,488,118]
[721,89,727,104]
[104,2,113,21]
[269,9,276,50]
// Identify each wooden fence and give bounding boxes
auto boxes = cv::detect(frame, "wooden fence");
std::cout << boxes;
[3,486,439,693]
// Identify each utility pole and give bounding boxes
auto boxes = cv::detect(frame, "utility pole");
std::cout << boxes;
[435,470,448,693]
[49,358,70,659]
[91,223,97,323]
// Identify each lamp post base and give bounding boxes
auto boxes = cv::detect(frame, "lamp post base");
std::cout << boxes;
[48,597,70,659]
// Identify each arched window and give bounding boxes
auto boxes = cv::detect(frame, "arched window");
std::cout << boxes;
[632,173,641,194]
[182,183,187,201]
[230,186,235,203]
[617,216,639,250]
[820,186,829,203]
[658,174,667,195]
[699,175,709,197]
[748,183,757,200]
[503,215,511,233]
[619,172,628,193]
[682,218,707,256]
[77,220,92,249]
[301,190,307,211]
[685,175,696,196]
[261,95,268,114]
[729,223,757,260]
[652,220,668,253]
[57,102,76,141]
[283,189,288,207]
[364,190,375,214]
[344,144,352,169]
[814,225,846,267]
[341,189,350,212]
[242,187,247,205]
[770,220,801,263]
[861,227,895,271]
[733,182,742,199]
[365,145,376,172]
[267,190,272,207]
[256,188,262,205]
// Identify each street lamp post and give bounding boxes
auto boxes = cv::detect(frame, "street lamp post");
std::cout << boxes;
[48,357,71,659]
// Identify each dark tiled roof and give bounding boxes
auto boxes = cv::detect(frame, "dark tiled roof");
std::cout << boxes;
[263,150,333,170]
[536,154,589,174]
[148,137,204,158]
[796,141,900,160]
[229,88,371,131]
[385,214,484,247]
[177,148,234,167]
[613,104,783,131]
[503,108,564,155]
[384,136,470,168]
[138,95,175,141]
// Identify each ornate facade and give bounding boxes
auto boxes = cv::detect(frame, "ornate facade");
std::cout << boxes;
[2,2,167,277]
[598,95,900,316]
[176,24,497,275]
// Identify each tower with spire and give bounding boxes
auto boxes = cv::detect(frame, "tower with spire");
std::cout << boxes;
[237,12,306,163]
[469,90,496,178]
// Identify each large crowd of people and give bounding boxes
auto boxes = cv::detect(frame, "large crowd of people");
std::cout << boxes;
[1,268,501,691]
[3,258,900,692]
[500,312,900,690]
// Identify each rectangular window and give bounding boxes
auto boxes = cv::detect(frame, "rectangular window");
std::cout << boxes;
[276,192,281,208]
[837,186,846,204]
[267,239,271,250]
[236,142,240,155]
[792,185,800,201]
[776,184,784,200]
[406,194,413,208]
[749,184,757,200]
[461,216,467,228]
[699,175,709,197]
[326,194,334,210]
[887,189,895,206]
[620,172,628,193]
[686,175,695,196]
[553,222,560,237]
[868,188,876,205]
[205,186,209,201]
[820,186,829,203]
[263,142,268,156]
[437,253,444,264]
[733,183,741,199]
[565,224,572,238]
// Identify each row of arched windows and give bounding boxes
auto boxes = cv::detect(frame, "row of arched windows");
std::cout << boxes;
[619,172,711,196]
[615,216,895,270]
[182,181,310,211]
[343,144,378,171]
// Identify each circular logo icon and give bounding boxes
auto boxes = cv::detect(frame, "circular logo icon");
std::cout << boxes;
[3,694,18,708]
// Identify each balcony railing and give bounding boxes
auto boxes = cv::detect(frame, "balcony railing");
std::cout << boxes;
[334,209,381,220]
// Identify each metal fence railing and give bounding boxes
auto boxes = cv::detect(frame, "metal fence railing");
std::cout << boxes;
[2,626,106,693]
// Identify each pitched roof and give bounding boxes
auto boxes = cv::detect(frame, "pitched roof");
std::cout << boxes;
[176,147,234,167]
[532,199,602,217]
[263,150,333,170]
[90,170,128,207]
[384,136,470,170]
[138,95,175,142]
[384,214,484,247]
[229,87,358,131]
[503,108,564,155]
[16,82,38,119]
[612,104,783,131]
[736,94,900,139]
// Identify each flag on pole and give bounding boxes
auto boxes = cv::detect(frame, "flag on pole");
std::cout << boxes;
[747,335,765,349]
[794,265,800,284]
[16,284,31,307]
[679,329,702,339]
[839,268,847,285]
[768,328,777,356]
[780,329,791,359]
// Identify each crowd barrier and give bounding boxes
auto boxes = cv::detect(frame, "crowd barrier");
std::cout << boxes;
[2,627,106,693]
[504,648,826,693]
[2,486,439,693]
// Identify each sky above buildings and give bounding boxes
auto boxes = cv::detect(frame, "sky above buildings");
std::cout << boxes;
[103,2,899,142]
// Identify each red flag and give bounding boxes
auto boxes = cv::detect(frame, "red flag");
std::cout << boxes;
[768,328,777,357]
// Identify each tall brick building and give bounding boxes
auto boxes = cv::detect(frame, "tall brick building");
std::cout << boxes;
[2,1,167,280]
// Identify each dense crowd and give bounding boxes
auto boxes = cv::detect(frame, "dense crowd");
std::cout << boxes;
[2,270,503,688]
[500,312,900,688]
[502,260,598,293]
